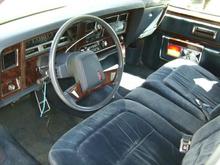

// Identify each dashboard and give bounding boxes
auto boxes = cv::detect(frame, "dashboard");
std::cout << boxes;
[0,0,167,107]
[0,12,129,104]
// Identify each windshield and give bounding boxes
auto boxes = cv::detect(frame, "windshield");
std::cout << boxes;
[169,0,220,17]
[0,0,73,24]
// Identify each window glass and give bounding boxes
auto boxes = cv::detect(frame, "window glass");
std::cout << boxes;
[169,0,220,16]
[0,0,72,24]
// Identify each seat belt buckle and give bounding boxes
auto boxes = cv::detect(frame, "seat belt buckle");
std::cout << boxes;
[179,135,192,153]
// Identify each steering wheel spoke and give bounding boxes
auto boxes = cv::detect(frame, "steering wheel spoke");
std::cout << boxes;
[64,82,84,100]
[65,68,117,101]
[103,68,118,85]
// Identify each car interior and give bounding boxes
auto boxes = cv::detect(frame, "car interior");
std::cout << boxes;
[1,0,220,164]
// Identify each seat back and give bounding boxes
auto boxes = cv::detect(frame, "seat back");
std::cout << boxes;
[49,100,183,165]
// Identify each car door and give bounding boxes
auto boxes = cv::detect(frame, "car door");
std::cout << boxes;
[141,1,220,77]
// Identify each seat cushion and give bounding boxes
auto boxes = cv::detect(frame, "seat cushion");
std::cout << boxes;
[126,87,205,134]
[143,59,220,121]
[0,126,38,165]
[49,99,184,165]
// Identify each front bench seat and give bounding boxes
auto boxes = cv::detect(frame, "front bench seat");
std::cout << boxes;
[143,59,220,121]
[126,87,205,134]
[49,99,220,165]
[49,99,184,165]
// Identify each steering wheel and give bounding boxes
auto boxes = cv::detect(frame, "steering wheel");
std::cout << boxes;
[49,15,124,112]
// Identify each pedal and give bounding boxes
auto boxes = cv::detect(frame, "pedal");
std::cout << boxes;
[34,83,51,117]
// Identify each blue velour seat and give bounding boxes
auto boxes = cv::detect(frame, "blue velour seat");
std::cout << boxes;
[142,59,220,121]
[0,126,38,165]
[49,99,220,165]
[125,87,205,134]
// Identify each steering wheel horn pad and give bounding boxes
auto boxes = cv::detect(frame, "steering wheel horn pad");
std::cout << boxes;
[67,50,105,92]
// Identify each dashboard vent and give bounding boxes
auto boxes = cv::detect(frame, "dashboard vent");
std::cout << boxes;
[119,13,128,21]
[2,49,18,70]
[105,15,118,23]
[104,13,128,35]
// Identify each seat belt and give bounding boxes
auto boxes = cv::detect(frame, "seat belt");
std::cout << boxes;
[195,98,212,120]
[209,104,220,120]
[179,135,192,153]
[195,99,220,120]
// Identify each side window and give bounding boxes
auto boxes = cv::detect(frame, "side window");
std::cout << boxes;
[169,0,220,16]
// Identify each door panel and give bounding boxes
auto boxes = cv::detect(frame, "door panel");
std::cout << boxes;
[141,6,220,77]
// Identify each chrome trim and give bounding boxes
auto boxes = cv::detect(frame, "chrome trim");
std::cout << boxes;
[192,26,217,40]
[159,36,169,61]
[25,36,70,59]
[104,13,128,35]
[159,35,204,63]
[166,14,220,29]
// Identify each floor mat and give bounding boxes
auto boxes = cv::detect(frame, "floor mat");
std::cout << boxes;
[118,64,154,96]
[124,64,154,79]
[0,64,154,164]
[0,126,39,165]
[0,95,83,164]
[120,72,145,91]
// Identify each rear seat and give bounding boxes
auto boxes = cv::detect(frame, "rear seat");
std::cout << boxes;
[126,58,220,134]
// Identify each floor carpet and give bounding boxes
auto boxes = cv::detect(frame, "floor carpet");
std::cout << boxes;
[0,95,83,164]
[0,65,154,164]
